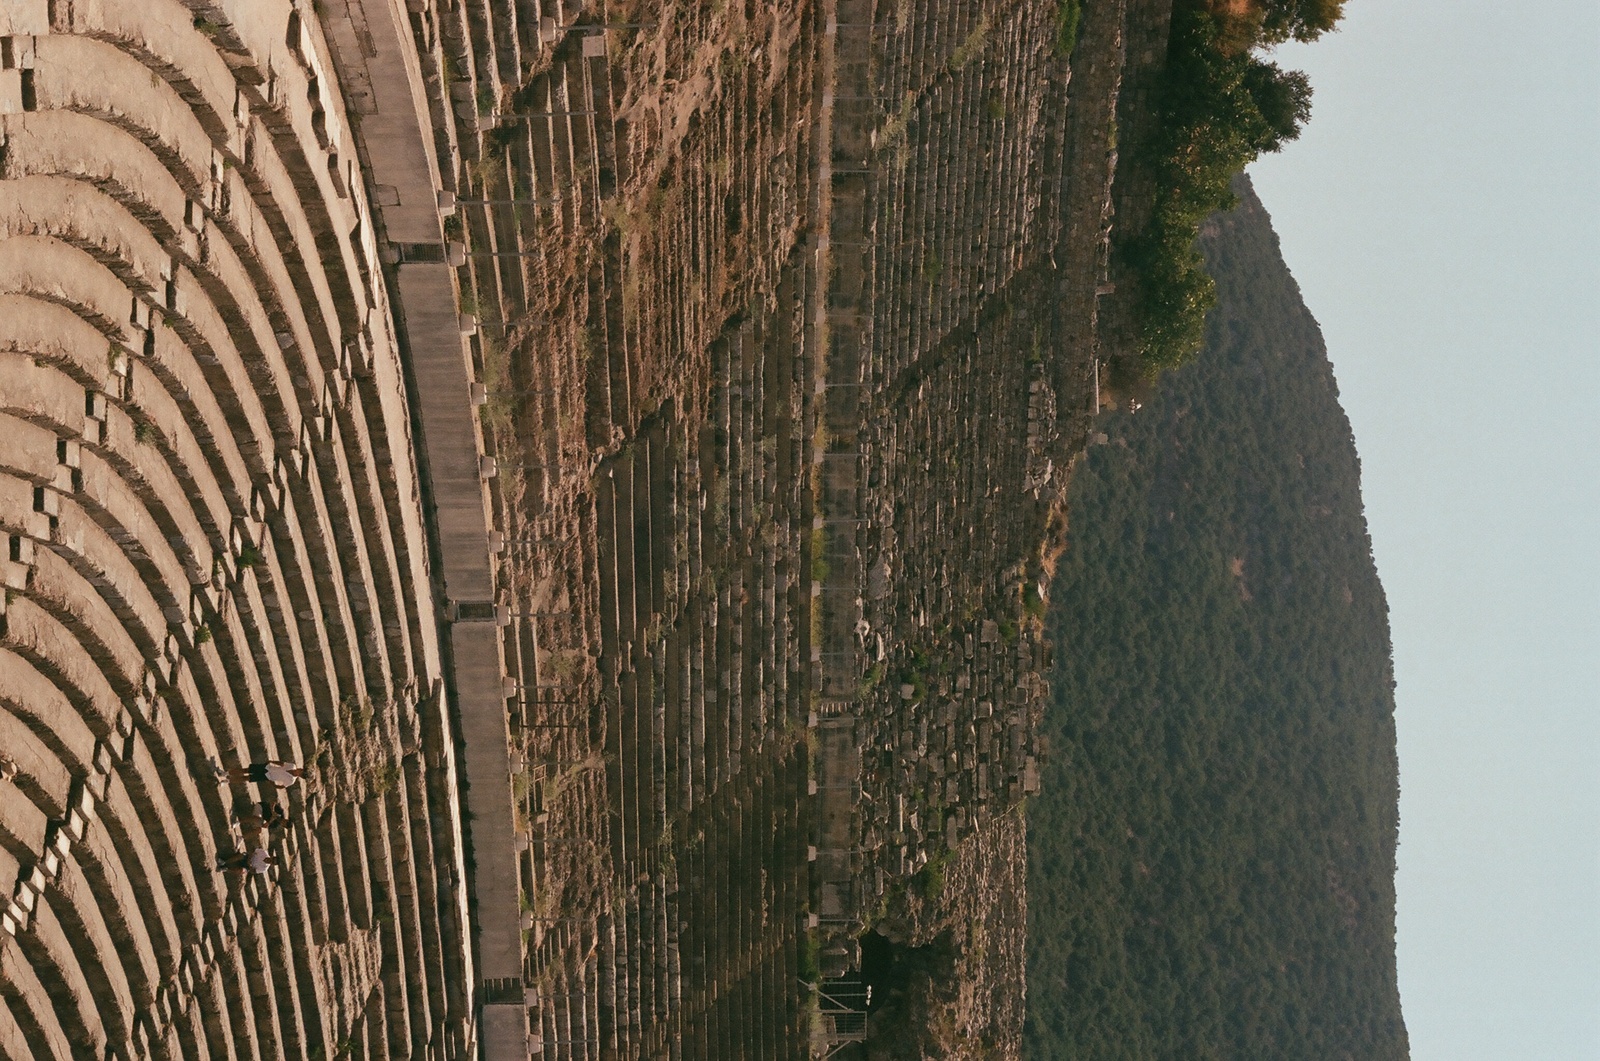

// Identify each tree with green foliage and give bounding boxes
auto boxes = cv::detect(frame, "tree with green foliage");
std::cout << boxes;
[1125,0,1328,376]
[1260,0,1348,43]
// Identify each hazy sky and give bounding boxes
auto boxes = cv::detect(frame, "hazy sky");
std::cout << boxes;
[1248,1,1600,1057]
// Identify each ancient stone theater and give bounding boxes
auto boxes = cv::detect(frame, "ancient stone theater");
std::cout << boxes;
[0,0,1124,1055]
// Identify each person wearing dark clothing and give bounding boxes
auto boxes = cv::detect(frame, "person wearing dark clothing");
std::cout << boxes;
[224,760,305,788]
[236,801,291,833]
[215,847,277,876]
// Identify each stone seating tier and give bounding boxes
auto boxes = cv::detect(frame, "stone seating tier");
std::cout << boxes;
[1,0,473,1056]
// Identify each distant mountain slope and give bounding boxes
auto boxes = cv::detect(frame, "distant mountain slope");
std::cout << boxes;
[1026,177,1409,1059]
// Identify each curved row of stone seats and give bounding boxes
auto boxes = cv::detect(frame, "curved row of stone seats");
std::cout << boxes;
[5,198,372,1060]
[0,230,256,559]
[1,236,282,488]
[0,347,222,640]
[2,0,473,1056]
[0,545,236,1037]
[25,11,403,532]
[14,16,374,730]
[0,170,307,480]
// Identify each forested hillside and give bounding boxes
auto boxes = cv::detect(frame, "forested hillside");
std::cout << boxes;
[1026,178,1409,1058]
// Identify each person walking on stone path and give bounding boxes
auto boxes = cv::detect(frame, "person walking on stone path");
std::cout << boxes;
[236,800,290,833]
[261,800,290,831]
[225,760,305,788]
[216,846,277,877]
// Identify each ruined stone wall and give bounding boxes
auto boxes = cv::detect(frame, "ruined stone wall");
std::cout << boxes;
[398,0,1133,1056]
[391,1,832,1055]
[801,2,1139,1053]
